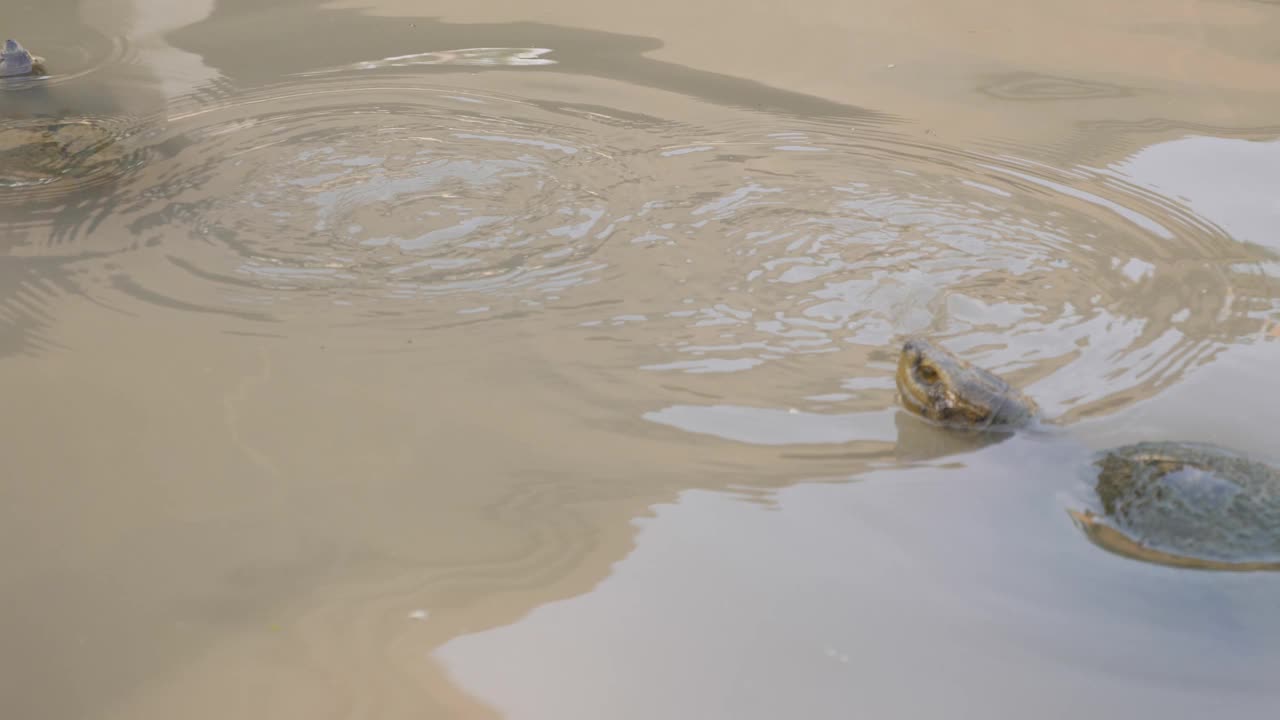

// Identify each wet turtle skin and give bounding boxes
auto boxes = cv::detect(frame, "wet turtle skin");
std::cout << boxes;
[895,337,1039,430]
[1,39,46,78]
[895,337,1280,571]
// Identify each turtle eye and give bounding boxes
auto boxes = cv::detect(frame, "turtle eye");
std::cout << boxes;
[916,363,940,384]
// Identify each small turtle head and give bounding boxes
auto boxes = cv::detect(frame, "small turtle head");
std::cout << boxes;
[1,39,39,77]
[895,337,1038,430]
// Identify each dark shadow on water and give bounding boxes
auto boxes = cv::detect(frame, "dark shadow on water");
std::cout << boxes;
[167,5,898,125]
[890,410,1012,463]
[0,256,77,357]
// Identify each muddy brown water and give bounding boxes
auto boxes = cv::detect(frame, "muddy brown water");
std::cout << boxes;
[3,1,1280,718]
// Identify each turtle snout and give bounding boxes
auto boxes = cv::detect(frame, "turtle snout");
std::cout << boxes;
[900,338,930,371]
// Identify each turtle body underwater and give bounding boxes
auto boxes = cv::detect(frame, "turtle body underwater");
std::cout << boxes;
[1,40,138,191]
[895,337,1280,571]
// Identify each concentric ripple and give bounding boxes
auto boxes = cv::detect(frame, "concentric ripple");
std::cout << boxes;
[575,125,1279,425]
[98,79,651,323]
[0,31,129,89]
[19,72,1277,424]
[0,115,148,201]
[1,31,154,209]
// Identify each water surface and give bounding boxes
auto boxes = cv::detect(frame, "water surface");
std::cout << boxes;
[3,1,1280,718]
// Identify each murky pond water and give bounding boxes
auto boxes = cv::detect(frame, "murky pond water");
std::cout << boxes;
[4,1,1280,718]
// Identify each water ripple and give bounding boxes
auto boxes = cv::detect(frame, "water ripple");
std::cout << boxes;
[0,32,131,89]
[99,79,648,322]
[0,115,149,204]
[588,125,1277,425]
[9,73,1274,426]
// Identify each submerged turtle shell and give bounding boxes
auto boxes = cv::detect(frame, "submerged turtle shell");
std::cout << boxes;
[0,119,136,192]
[1075,442,1280,570]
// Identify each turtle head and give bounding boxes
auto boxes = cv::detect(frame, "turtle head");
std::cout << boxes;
[1,39,41,77]
[895,337,1038,430]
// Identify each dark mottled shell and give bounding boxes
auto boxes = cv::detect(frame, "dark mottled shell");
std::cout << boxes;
[1085,442,1280,569]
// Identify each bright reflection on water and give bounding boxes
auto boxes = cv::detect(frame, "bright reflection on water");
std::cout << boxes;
[439,438,1280,719]
[1109,137,1280,253]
